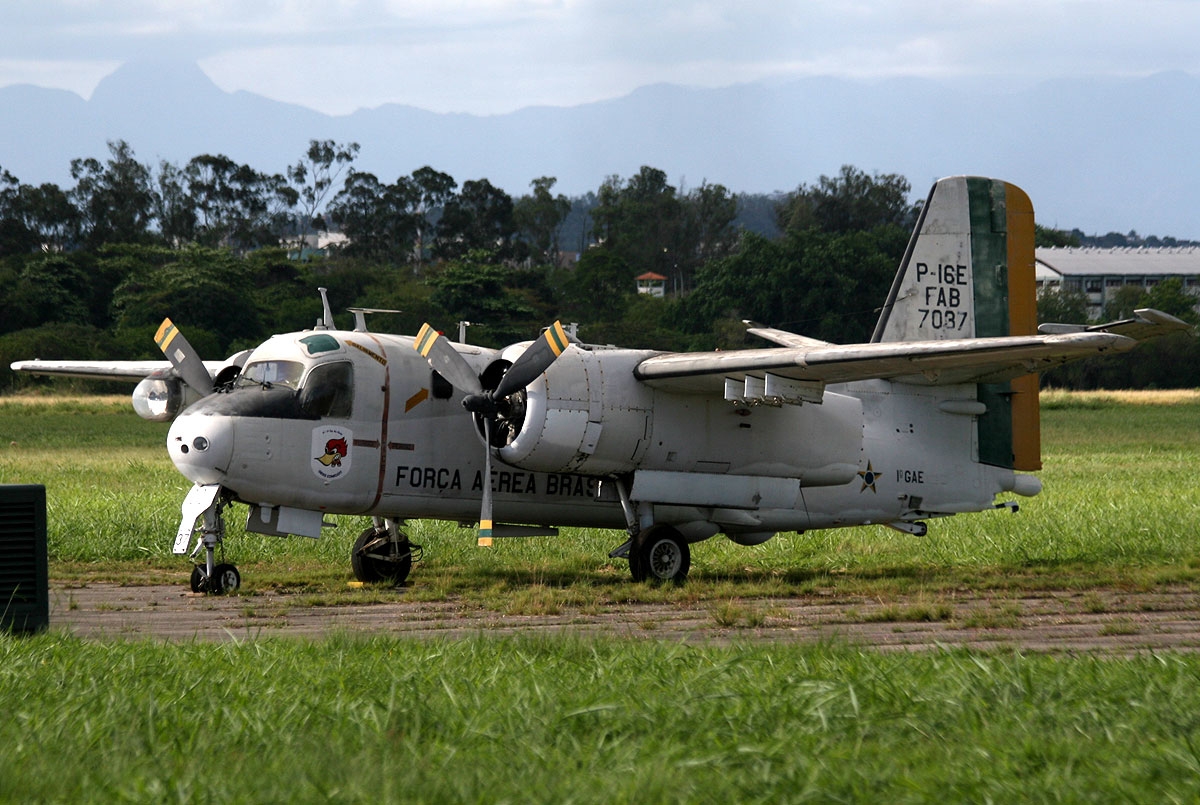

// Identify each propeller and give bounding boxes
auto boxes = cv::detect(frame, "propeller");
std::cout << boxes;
[154,318,214,396]
[413,321,571,542]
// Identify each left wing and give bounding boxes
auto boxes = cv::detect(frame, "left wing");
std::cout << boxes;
[10,360,176,381]
[635,309,1190,395]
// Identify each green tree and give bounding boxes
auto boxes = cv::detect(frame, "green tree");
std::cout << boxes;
[513,177,571,264]
[328,171,419,263]
[1035,224,1081,248]
[427,251,554,345]
[686,226,904,345]
[287,139,359,246]
[110,245,263,354]
[590,167,687,287]
[1102,285,1148,321]
[777,165,913,234]
[409,166,457,264]
[436,178,516,260]
[1145,277,1200,325]
[562,249,635,323]
[1037,287,1089,324]
[0,167,27,255]
[0,253,94,334]
[69,140,157,248]
[184,154,296,251]
[154,161,197,245]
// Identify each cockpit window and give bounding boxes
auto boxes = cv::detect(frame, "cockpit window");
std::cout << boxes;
[236,360,304,390]
[300,361,354,418]
[299,334,341,355]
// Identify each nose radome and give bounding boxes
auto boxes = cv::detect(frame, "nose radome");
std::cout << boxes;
[168,412,234,486]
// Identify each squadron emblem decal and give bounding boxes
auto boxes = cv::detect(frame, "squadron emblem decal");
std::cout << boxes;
[312,425,353,480]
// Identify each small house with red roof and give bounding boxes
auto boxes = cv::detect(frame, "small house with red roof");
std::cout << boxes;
[635,271,667,298]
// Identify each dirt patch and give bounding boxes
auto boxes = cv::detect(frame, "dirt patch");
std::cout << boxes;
[47,583,1200,652]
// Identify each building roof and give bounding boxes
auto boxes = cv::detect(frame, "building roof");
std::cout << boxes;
[1036,247,1200,279]
[636,271,667,281]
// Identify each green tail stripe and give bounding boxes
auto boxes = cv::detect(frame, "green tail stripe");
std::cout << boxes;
[967,177,1015,470]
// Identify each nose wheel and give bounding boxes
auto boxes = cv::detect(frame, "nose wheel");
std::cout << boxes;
[190,562,241,595]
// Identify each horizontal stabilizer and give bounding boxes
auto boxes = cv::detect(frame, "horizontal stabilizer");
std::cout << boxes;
[1038,308,1192,341]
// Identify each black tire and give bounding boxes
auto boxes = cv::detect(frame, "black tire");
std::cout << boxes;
[351,527,414,584]
[629,526,691,584]
[190,564,207,594]
[209,563,241,595]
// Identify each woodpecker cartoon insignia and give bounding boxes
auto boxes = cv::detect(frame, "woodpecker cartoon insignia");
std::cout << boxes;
[312,426,352,480]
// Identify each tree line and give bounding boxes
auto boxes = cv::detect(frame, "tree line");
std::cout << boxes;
[1,143,1196,390]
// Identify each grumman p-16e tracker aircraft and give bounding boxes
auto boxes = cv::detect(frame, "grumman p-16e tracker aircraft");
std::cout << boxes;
[12,176,1191,593]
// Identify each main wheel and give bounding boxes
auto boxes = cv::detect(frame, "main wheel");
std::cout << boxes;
[209,563,241,595]
[351,527,414,584]
[629,526,691,584]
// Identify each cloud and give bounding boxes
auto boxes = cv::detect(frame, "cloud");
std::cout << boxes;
[2,0,1199,113]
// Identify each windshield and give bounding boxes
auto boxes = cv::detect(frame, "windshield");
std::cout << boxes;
[235,360,305,390]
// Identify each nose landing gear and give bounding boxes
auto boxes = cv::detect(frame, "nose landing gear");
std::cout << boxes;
[176,484,241,595]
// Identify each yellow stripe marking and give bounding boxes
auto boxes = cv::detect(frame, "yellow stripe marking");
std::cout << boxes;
[414,323,439,357]
[546,321,568,356]
[154,319,178,351]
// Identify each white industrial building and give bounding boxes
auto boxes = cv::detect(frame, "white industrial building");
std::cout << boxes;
[1035,247,1200,320]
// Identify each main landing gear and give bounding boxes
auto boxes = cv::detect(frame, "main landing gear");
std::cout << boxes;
[609,476,691,584]
[628,524,691,583]
[352,518,422,585]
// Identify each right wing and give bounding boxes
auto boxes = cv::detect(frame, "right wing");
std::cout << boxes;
[635,309,1191,396]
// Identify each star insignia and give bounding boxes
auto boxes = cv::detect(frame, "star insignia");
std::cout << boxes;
[858,461,881,493]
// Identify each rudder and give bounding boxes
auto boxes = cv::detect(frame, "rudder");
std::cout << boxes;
[872,176,1041,471]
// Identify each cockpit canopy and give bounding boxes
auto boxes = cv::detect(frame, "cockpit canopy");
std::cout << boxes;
[235,360,305,390]
[188,356,354,421]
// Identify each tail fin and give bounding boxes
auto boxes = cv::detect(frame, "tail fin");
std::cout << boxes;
[872,176,1040,471]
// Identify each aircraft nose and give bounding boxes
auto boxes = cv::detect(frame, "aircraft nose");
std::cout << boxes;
[168,412,234,486]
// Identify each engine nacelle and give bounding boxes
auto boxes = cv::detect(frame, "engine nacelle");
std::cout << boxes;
[131,353,248,421]
[132,369,207,421]
[499,348,655,475]
[498,346,863,486]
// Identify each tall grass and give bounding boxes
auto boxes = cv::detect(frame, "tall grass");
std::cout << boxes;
[3,633,1200,803]
[4,394,1200,802]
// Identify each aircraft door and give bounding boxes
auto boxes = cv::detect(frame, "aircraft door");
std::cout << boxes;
[304,345,390,513]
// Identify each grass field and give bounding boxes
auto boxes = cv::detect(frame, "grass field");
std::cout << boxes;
[3,392,1200,801]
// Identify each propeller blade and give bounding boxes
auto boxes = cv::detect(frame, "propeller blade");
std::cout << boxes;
[154,318,214,396]
[414,323,482,394]
[478,417,494,547]
[493,321,570,399]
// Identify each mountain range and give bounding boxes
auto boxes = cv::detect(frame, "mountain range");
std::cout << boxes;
[2,60,1199,239]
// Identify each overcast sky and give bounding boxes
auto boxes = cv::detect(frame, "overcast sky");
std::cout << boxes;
[2,0,1198,116]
